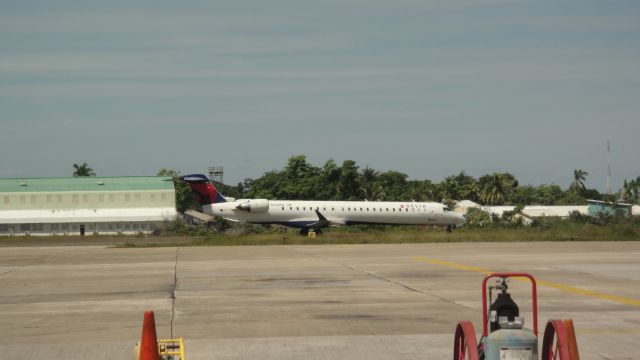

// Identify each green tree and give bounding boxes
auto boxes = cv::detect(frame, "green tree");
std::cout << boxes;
[156,168,197,213]
[620,177,640,204]
[281,155,319,199]
[464,207,492,227]
[479,173,518,204]
[479,173,512,205]
[72,162,95,177]
[569,169,589,195]
[337,160,362,200]
[376,170,409,200]
[360,166,385,200]
[438,175,460,202]
[536,184,564,205]
[316,160,342,200]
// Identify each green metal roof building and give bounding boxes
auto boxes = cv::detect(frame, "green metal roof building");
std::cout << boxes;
[0,176,177,236]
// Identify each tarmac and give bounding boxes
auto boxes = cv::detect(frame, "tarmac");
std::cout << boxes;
[0,240,639,359]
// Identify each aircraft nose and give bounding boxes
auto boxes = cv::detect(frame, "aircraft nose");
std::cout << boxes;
[454,212,466,226]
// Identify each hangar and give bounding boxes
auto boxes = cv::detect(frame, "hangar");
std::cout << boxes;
[0,176,177,236]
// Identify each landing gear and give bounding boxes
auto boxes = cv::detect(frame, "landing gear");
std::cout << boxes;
[447,225,454,233]
[299,228,322,237]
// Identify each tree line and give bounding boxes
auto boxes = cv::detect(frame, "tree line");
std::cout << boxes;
[71,158,640,213]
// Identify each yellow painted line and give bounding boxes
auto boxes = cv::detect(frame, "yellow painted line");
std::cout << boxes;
[414,256,640,308]
[414,257,494,275]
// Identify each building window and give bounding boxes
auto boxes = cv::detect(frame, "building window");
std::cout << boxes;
[57,195,63,203]
[125,194,131,202]
[83,194,89,203]
[20,195,26,204]
[160,193,167,201]
[99,194,105,203]
[3,196,9,205]
[150,194,156,202]
[109,194,115,202]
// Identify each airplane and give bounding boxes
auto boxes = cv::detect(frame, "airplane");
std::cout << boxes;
[180,174,465,235]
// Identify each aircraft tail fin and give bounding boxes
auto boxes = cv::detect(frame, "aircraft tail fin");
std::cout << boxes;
[179,174,227,205]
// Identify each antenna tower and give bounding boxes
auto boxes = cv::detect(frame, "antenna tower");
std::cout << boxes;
[606,141,612,195]
[208,166,224,191]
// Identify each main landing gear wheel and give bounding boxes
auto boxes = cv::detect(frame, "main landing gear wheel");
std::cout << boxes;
[453,321,479,360]
[541,319,579,360]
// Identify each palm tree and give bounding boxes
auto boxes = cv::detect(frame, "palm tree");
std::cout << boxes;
[620,177,639,204]
[480,173,507,205]
[569,169,588,195]
[72,162,96,177]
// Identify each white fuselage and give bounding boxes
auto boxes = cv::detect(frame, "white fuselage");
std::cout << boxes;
[202,199,465,229]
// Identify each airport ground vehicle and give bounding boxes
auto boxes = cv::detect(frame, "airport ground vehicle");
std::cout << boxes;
[453,273,579,360]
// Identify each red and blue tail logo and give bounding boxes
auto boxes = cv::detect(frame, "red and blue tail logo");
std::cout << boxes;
[180,174,226,205]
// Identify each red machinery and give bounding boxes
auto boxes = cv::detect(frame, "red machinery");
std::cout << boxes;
[453,273,579,360]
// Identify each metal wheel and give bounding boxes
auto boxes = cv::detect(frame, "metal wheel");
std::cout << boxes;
[541,319,572,360]
[453,321,479,360]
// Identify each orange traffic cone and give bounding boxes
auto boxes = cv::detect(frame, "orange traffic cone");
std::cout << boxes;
[139,310,160,360]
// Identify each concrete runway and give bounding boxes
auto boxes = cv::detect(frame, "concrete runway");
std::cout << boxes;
[0,241,639,359]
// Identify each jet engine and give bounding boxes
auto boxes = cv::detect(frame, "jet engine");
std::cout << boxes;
[236,199,270,213]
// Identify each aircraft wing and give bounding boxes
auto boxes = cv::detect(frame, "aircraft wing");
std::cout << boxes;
[307,210,347,228]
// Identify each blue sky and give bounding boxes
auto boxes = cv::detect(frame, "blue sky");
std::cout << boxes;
[1,0,639,192]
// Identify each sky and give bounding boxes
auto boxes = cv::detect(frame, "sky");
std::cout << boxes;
[1,0,639,192]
